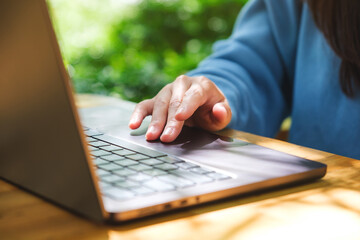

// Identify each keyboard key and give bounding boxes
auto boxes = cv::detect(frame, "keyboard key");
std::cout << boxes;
[190,167,214,175]
[91,150,112,157]
[93,158,110,166]
[101,174,125,183]
[157,156,184,164]
[170,169,213,184]
[115,180,140,188]
[104,188,135,200]
[140,159,163,166]
[128,164,153,172]
[113,149,136,156]
[158,175,195,188]
[90,141,110,147]
[85,130,103,137]
[113,159,138,167]
[113,168,137,177]
[155,163,179,171]
[100,145,123,151]
[144,179,175,192]
[143,169,168,177]
[98,163,123,171]
[128,173,152,182]
[176,162,199,169]
[94,133,167,158]
[126,154,150,161]
[98,181,112,190]
[88,146,98,151]
[100,155,126,161]
[207,172,231,181]
[96,169,111,177]
[132,186,155,196]
[136,148,167,158]
[86,137,97,142]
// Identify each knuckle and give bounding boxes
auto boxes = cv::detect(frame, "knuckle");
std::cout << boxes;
[169,99,182,108]
[155,97,169,106]
[159,84,171,93]
[200,77,214,90]
[175,75,187,83]
[186,86,204,99]
[197,76,209,84]
[164,83,172,89]
[166,120,179,127]
[136,99,150,109]
[174,75,189,86]
[142,99,152,105]
[150,119,162,126]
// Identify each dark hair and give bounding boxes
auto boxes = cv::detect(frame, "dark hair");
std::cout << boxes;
[307,0,360,97]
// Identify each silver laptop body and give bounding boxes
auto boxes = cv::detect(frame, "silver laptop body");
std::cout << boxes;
[0,0,326,222]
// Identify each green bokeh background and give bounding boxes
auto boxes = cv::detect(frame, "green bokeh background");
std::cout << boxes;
[49,0,246,102]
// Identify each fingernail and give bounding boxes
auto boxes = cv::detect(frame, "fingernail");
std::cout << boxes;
[147,126,156,135]
[163,127,174,136]
[130,114,139,124]
[129,118,137,126]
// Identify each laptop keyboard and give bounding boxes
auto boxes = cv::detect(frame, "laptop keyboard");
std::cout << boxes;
[84,127,232,201]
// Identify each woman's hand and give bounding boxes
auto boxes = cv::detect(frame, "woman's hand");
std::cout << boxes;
[128,75,232,142]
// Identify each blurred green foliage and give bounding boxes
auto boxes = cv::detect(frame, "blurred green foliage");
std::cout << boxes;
[50,0,246,102]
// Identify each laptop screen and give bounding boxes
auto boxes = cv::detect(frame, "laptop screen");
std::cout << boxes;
[0,0,104,221]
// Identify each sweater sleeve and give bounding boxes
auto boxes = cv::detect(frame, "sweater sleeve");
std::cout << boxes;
[187,0,302,137]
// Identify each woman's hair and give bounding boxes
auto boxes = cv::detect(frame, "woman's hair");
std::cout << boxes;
[307,0,360,97]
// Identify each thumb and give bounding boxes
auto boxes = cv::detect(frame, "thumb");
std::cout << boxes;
[211,102,232,129]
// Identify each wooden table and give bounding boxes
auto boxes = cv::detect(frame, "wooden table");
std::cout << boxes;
[1,94,360,240]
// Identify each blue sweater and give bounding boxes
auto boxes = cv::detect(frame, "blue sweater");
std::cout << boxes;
[188,0,360,159]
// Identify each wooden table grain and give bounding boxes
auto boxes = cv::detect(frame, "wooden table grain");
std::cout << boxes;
[1,94,360,240]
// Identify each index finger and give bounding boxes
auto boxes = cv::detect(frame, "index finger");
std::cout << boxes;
[160,76,191,142]
[174,83,207,121]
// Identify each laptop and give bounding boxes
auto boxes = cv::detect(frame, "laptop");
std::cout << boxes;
[0,0,327,222]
